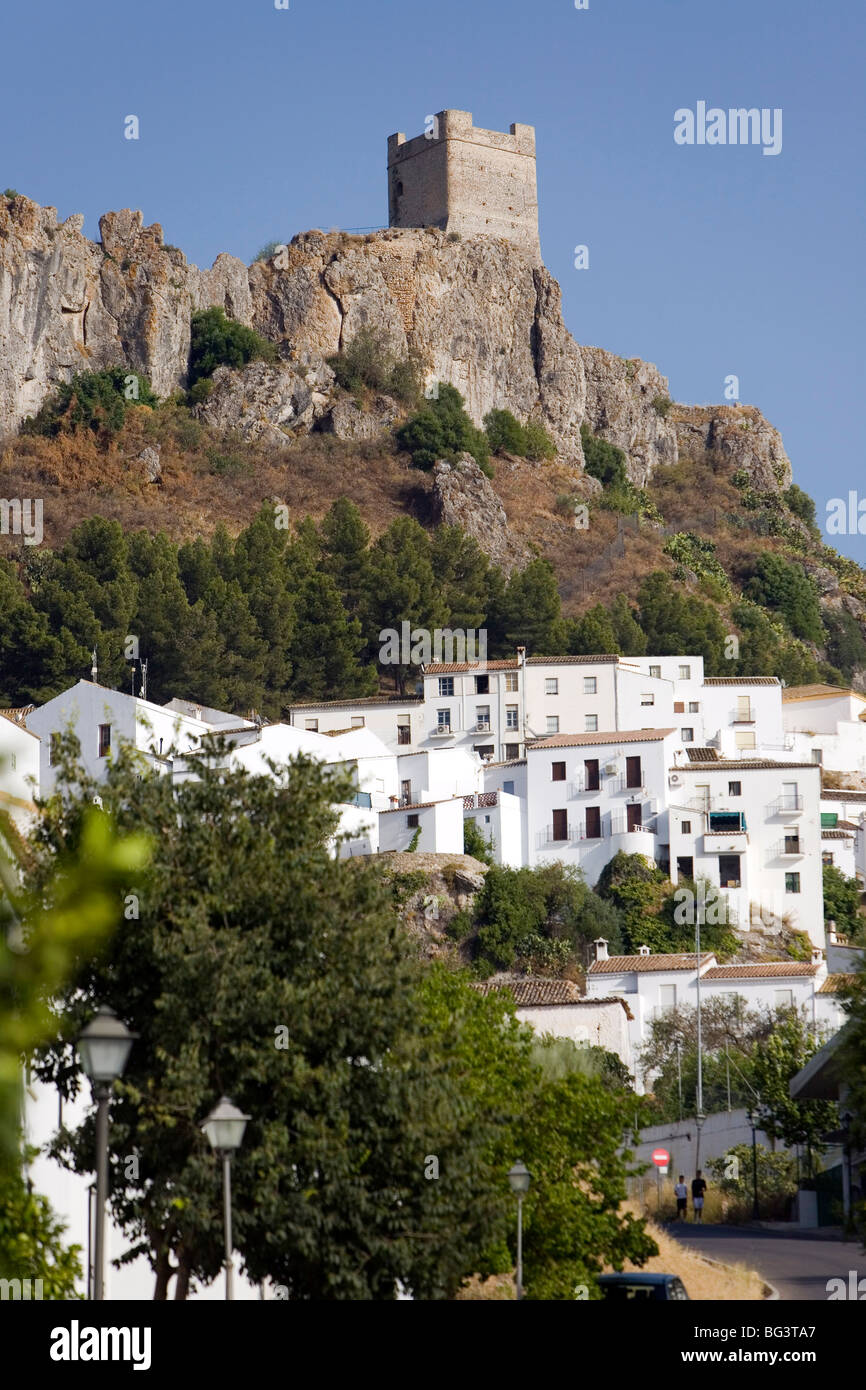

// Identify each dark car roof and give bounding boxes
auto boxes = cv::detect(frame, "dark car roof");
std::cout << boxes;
[598,1273,679,1285]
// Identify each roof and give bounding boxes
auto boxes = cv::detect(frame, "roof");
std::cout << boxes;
[817,974,858,994]
[526,655,621,666]
[782,684,864,703]
[290,695,422,710]
[822,789,866,801]
[789,1025,849,1100]
[530,728,675,751]
[423,660,518,674]
[704,677,781,686]
[483,758,527,769]
[702,963,820,980]
[380,796,463,814]
[471,978,634,1016]
[822,828,855,840]
[686,747,720,762]
[0,705,35,722]
[669,760,819,772]
[589,952,715,975]
[0,710,40,740]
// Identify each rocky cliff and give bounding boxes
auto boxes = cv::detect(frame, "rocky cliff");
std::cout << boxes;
[0,193,793,495]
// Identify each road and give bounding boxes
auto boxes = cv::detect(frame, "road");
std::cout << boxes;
[670,1222,866,1300]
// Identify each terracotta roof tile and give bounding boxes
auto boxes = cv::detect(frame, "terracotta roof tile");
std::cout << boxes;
[704,677,780,686]
[817,974,858,994]
[422,660,518,674]
[472,978,583,1005]
[589,952,715,974]
[782,684,864,703]
[531,728,675,750]
[702,963,820,979]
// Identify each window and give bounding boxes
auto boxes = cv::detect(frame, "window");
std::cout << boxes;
[681,727,694,742]
[658,984,676,1013]
[736,695,752,721]
[674,701,685,714]
[735,731,756,750]
[822,851,834,866]
[476,705,490,729]
[407,813,419,829]
[585,806,601,839]
[679,664,691,680]
[505,672,519,691]
[398,722,411,745]
[505,744,519,760]
[728,781,741,797]
[506,705,519,730]
[689,701,699,714]
[98,724,111,758]
[437,709,451,731]
[626,755,642,788]
[781,781,799,810]
[785,872,801,894]
[400,780,412,806]
[718,853,741,888]
[545,678,559,695]
[774,989,793,1011]
[475,674,489,694]
[503,780,515,796]
[552,809,568,841]
[584,714,597,733]
[641,693,654,707]
[305,719,319,732]
[677,855,694,879]
[784,830,801,854]
[48,732,61,767]
[584,677,597,695]
[547,716,560,734]
[438,676,454,697]
[475,745,494,758]
[812,748,823,765]
[681,820,692,834]
[351,716,365,728]
[551,761,566,782]
[821,812,838,828]
[627,803,643,831]
[584,758,600,791]
[649,665,661,679]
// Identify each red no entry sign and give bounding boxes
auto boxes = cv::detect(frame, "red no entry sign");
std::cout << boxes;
[651,1148,670,1168]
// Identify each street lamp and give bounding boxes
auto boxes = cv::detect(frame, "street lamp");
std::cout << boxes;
[77,1006,136,1301]
[508,1161,531,1301]
[202,1096,250,1300]
[749,1113,760,1220]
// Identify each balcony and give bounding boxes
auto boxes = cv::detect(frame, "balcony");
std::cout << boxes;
[704,831,748,854]
[767,795,804,816]
[569,778,601,798]
[609,815,656,838]
[536,824,576,848]
[611,776,646,795]
[771,836,804,860]
[730,707,755,724]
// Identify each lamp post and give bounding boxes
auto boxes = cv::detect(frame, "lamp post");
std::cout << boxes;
[508,1161,531,1301]
[202,1097,250,1300]
[77,1006,136,1301]
[675,1040,683,1122]
[750,1114,760,1220]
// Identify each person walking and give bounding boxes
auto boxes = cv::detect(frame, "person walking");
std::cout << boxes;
[674,1175,688,1221]
[692,1170,707,1222]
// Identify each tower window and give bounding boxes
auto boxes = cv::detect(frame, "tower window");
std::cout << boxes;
[395,180,404,197]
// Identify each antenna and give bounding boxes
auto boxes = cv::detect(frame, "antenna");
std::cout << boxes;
[90,648,98,682]
[140,658,148,702]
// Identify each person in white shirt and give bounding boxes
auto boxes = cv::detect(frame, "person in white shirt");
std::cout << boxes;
[674,1176,688,1220]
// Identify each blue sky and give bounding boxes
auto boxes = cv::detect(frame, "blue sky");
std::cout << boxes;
[2,0,864,556]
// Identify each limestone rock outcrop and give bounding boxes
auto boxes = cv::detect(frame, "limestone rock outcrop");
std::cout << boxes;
[431,453,529,574]
[672,404,792,491]
[195,359,332,446]
[581,347,678,487]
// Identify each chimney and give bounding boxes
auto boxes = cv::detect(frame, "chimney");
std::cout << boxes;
[828,918,837,943]
[638,944,651,957]
[593,937,609,962]
[811,947,823,965]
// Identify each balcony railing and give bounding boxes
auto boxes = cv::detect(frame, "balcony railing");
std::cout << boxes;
[771,837,803,859]
[768,795,804,815]
[611,776,646,795]
[463,792,499,810]
[536,824,576,848]
[730,707,755,724]
[568,779,600,798]
[609,815,655,837]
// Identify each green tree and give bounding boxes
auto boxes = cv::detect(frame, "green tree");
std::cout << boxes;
[637,572,730,674]
[749,1013,836,1172]
[569,604,620,656]
[396,383,491,475]
[463,818,495,865]
[363,518,448,689]
[609,594,647,656]
[484,409,525,456]
[22,367,158,440]
[580,425,628,489]
[319,497,372,623]
[188,307,277,388]
[488,558,565,656]
[289,571,377,701]
[822,862,863,939]
[744,553,825,644]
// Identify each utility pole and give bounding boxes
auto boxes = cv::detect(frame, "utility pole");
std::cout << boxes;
[695,908,704,1170]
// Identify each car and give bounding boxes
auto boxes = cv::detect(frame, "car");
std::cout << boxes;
[597,1272,690,1301]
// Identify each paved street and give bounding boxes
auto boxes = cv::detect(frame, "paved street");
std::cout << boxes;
[669,1223,866,1301]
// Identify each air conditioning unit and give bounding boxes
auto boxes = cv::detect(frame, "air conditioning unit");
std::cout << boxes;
[475,722,491,733]
[669,773,682,786]
[603,762,618,777]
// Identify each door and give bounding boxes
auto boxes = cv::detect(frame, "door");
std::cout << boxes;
[401,780,412,806]
[695,783,710,813]
[552,809,568,842]
[718,854,741,887]
[737,694,752,721]
[626,756,642,789]
[584,758,600,791]
[585,806,601,839]
[627,803,643,832]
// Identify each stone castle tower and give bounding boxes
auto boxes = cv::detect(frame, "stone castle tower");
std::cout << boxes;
[387,109,540,263]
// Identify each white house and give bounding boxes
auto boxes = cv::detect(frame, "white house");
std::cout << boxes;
[699,676,788,758]
[0,707,40,832]
[288,693,424,753]
[378,795,465,855]
[667,752,824,947]
[525,728,679,885]
[472,976,634,1072]
[462,788,524,867]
